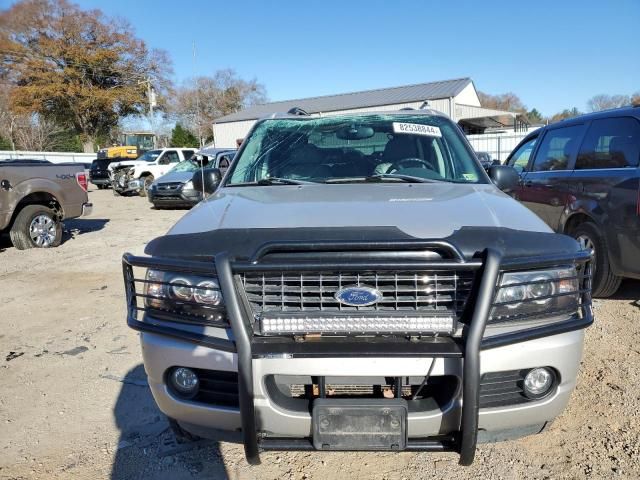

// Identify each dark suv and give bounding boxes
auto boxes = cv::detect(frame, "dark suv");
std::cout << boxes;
[88,158,116,189]
[506,106,640,297]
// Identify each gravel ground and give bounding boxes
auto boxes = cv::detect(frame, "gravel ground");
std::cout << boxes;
[1,188,639,479]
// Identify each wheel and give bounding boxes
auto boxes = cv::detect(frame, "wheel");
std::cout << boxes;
[140,175,154,197]
[572,222,621,297]
[9,205,62,250]
[97,184,106,190]
[167,417,201,443]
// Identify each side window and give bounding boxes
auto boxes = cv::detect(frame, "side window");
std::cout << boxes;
[164,151,180,163]
[182,150,195,160]
[532,125,585,172]
[508,137,538,173]
[576,117,640,169]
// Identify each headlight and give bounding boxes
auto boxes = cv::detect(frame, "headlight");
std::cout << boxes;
[182,180,194,190]
[144,269,224,323]
[490,266,580,323]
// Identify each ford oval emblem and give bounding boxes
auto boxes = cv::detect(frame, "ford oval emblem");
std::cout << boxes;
[334,285,383,307]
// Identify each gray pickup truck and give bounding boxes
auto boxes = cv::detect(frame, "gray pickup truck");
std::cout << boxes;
[122,109,593,466]
[0,160,92,249]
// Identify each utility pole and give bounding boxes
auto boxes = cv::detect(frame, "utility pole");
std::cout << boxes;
[145,76,158,147]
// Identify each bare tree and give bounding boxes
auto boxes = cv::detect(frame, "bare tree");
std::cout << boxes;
[587,94,631,112]
[171,69,267,145]
[477,91,527,112]
[630,92,640,106]
[13,114,63,151]
[0,85,19,150]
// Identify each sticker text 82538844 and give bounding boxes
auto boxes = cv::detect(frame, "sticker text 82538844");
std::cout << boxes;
[392,122,442,138]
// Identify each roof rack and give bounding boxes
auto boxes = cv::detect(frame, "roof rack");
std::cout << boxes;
[287,107,309,116]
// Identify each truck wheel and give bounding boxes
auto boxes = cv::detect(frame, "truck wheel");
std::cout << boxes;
[140,175,154,197]
[10,205,62,250]
[572,222,621,298]
[167,417,201,443]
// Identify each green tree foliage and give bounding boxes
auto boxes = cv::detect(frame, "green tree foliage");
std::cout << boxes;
[170,124,198,148]
[0,135,12,149]
[0,0,173,151]
[526,108,544,124]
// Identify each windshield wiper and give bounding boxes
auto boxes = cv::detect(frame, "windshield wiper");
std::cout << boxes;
[325,174,444,184]
[231,177,316,186]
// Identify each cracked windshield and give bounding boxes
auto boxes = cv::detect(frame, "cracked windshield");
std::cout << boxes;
[227,114,484,185]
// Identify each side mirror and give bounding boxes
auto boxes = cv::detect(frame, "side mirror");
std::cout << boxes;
[488,165,519,193]
[158,157,169,165]
[192,168,222,195]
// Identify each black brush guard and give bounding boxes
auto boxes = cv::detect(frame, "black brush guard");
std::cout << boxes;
[122,239,593,466]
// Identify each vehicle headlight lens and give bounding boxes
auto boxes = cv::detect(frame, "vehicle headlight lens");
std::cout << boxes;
[490,266,580,324]
[144,269,224,323]
[182,180,194,190]
[170,277,193,301]
[193,279,222,305]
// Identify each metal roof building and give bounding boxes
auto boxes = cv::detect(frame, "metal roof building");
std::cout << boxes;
[212,77,526,148]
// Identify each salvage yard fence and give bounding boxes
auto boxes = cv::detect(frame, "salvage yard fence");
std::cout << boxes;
[465,129,540,163]
[0,150,96,164]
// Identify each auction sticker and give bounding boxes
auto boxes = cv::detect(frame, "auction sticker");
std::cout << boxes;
[393,122,442,137]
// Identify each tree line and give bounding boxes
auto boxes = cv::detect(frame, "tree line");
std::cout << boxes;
[0,0,266,152]
[478,91,640,125]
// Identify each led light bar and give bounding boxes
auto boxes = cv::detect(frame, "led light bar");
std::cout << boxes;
[260,315,455,335]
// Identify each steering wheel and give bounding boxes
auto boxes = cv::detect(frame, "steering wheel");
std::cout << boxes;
[386,157,432,174]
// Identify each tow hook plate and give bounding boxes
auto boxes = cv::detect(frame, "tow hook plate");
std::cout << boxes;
[312,398,407,451]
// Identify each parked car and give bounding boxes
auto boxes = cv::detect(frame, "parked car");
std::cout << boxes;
[89,158,118,189]
[506,105,640,297]
[108,148,197,196]
[475,151,499,169]
[122,109,592,466]
[0,159,92,249]
[147,148,236,209]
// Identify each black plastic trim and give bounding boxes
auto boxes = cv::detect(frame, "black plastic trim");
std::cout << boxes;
[251,336,463,358]
[127,317,236,353]
[481,313,592,350]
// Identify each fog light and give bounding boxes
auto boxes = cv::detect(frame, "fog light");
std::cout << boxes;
[523,367,554,398]
[169,367,199,397]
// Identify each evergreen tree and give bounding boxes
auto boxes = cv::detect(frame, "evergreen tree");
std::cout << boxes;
[170,124,199,147]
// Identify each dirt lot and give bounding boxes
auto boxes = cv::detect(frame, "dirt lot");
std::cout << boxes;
[1,188,639,479]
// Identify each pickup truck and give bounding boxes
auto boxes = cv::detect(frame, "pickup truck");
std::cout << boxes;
[122,109,593,466]
[108,148,196,196]
[0,160,92,249]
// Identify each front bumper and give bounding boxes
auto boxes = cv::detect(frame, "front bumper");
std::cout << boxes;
[148,186,201,207]
[122,242,592,465]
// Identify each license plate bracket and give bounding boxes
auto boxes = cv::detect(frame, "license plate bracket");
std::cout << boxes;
[312,398,408,451]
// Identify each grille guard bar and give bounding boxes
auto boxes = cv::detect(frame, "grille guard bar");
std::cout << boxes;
[122,241,593,466]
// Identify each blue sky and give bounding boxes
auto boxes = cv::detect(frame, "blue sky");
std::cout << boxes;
[6,0,640,115]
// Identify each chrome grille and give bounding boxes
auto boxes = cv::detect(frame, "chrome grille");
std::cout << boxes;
[239,271,474,316]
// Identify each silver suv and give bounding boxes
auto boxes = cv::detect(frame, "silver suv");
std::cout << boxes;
[122,109,592,466]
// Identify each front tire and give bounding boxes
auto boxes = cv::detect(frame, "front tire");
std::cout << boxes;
[9,205,62,250]
[140,175,154,197]
[572,222,621,297]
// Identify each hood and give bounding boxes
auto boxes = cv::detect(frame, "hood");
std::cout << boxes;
[108,160,146,171]
[154,170,194,185]
[168,183,550,237]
